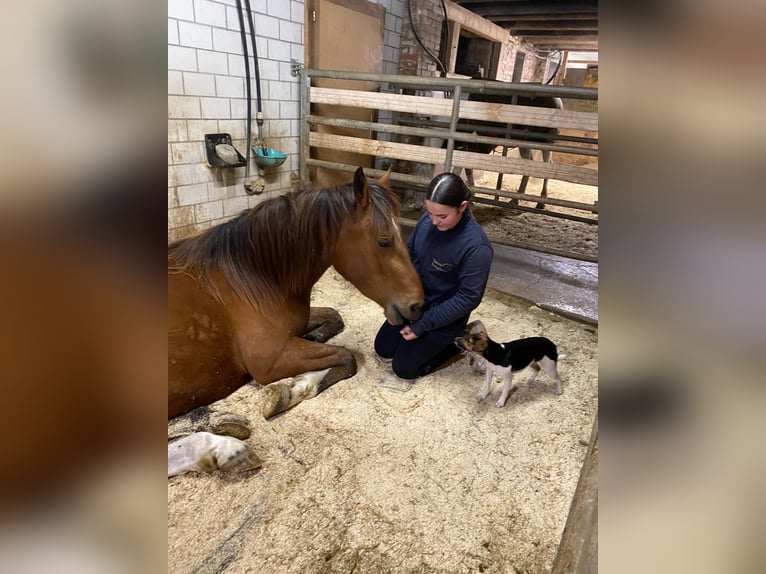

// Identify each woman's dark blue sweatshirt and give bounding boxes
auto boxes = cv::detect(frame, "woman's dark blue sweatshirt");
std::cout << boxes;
[406,210,494,342]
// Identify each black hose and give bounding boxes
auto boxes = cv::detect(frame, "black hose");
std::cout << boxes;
[407,0,446,76]
[234,0,252,174]
[242,0,265,154]
[545,52,563,85]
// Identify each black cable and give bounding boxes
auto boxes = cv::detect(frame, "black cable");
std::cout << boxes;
[234,0,251,171]
[242,0,265,153]
[545,52,563,85]
[407,0,446,75]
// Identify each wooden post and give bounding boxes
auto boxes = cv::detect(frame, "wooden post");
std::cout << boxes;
[550,415,598,574]
[446,21,461,75]
[512,51,526,82]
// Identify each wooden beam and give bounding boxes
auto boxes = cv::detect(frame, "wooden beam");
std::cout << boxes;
[500,13,600,22]
[447,21,462,74]
[460,100,598,131]
[510,21,599,32]
[309,132,599,186]
[523,35,599,44]
[468,2,597,17]
[550,416,598,574]
[444,0,508,43]
[310,87,598,132]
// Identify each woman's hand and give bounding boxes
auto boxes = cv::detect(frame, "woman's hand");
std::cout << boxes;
[399,325,418,341]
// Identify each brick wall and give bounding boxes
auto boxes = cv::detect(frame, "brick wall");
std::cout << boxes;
[398,0,441,78]
[397,0,549,84]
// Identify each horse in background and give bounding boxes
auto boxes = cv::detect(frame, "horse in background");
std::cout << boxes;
[168,167,424,475]
[454,91,563,210]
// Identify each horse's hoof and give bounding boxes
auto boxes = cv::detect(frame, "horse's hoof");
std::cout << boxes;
[261,382,291,419]
[209,412,251,440]
[168,408,251,441]
[168,432,262,477]
[213,437,262,472]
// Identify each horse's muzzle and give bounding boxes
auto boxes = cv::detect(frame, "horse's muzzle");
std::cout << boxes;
[403,302,423,321]
[387,302,422,324]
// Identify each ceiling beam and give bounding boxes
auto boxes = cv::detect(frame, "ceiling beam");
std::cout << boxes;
[466,2,597,18]
[509,20,598,32]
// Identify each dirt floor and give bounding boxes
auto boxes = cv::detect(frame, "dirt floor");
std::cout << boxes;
[168,269,599,574]
[472,166,598,262]
[401,151,599,262]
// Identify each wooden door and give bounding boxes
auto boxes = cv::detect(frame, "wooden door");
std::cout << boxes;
[305,0,385,186]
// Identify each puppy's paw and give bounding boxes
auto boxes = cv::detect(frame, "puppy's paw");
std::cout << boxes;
[468,355,486,374]
[477,391,489,402]
[495,398,507,408]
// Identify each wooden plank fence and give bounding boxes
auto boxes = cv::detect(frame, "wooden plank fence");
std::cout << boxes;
[300,69,599,258]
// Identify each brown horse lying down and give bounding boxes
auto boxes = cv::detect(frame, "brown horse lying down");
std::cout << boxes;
[168,167,424,476]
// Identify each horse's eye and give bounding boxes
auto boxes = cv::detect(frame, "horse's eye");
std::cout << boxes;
[377,237,392,248]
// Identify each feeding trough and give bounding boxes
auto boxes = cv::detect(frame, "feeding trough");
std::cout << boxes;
[253,147,287,167]
[204,133,246,168]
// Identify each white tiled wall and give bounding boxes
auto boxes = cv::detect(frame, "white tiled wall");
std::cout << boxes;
[168,0,405,241]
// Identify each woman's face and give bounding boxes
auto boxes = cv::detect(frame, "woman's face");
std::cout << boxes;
[425,199,467,231]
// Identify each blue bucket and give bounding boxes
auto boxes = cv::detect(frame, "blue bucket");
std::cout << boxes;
[253,147,287,167]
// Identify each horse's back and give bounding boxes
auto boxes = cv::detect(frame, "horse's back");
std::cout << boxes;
[168,270,248,418]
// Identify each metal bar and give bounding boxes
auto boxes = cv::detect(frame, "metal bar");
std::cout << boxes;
[299,69,311,182]
[471,188,599,213]
[470,196,598,224]
[309,115,598,157]
[305,158,598,214]
[303,69,598,100]
[396,116,599,148]
[443,84,462,173]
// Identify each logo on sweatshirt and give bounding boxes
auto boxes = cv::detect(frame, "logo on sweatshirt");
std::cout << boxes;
[430,258,453,272]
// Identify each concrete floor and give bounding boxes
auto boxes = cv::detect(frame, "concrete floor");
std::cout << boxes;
[487,242,598,326]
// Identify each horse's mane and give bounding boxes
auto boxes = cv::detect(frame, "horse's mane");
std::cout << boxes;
[168,178,400,308]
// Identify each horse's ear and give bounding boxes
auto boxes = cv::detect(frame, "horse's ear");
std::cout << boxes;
[378,166,392,188]
[352,166,370,208]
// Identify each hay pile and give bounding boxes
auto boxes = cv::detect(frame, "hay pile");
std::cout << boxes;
[168,269,598,574]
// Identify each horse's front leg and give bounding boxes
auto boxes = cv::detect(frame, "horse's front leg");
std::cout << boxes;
[301,306,344,343]
[464,168,475,187]
[255,338,358,419]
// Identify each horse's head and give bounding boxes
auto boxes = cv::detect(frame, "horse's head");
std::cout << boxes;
[331,167,424,323]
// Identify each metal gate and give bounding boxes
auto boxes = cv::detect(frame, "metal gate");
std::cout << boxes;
[300,69,598,258]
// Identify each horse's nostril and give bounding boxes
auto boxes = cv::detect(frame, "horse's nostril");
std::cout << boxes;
[410,303,423,317]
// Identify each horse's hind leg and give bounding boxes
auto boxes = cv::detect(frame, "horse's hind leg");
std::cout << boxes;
[513,146,534,206]
[168,405,251,442]
[464,168,475,187]
[536,149,552,210]
[168,432,261,477]
[302,306,344,343]
[168,406,258,477]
